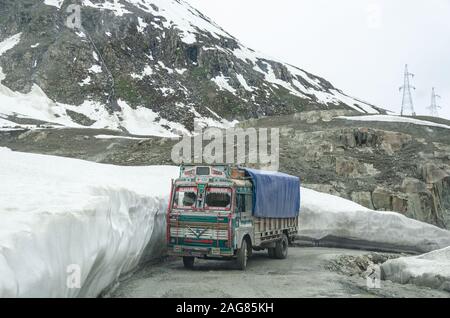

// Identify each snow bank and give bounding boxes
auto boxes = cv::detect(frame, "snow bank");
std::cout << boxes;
[298,188,450,254]
[0,148,178,297]
[381,247,450,292]
[337,115,450,130]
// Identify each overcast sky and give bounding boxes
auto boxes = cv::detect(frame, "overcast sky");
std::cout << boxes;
[186,0,450,120]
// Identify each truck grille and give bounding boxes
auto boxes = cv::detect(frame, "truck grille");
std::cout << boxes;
[170,227,229,240]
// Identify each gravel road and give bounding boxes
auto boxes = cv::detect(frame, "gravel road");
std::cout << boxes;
[110,247,449,298]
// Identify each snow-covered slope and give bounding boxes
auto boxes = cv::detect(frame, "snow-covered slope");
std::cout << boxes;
[0,0,383,136]
[381,246,450,292]
[0,33,190,137]
[0,147,178,297]
[298,188,450,254]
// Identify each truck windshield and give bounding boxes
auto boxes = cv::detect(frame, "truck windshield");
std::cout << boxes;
[173,187,197,209]
[205,188,231,210]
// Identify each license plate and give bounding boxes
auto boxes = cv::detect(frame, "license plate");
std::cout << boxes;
[211,248,221,256]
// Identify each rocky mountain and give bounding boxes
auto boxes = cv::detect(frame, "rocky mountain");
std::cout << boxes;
[1,0,384,136]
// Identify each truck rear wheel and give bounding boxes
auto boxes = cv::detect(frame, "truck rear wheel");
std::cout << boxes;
[236,239,248,270]
[274,234,289,259]
[183,256,195,269]
[267,248,276,259]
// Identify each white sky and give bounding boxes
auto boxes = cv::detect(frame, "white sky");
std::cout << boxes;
[186,0,450,120]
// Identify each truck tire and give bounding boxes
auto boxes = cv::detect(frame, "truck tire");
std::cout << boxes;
[274,234,289,259]
[267,248,276,259]
[183,256,195,269]
[236,239,248,270]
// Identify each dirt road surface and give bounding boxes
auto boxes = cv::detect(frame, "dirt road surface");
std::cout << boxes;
[110,247,449,298]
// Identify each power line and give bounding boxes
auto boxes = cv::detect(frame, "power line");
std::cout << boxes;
[427,87,441,118]
[399,64,416,116]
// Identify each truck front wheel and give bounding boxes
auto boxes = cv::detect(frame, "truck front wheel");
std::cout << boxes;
[267,248,276,259]
[236,239,248,270]
[183,256,195,269]
[274,234,289,259]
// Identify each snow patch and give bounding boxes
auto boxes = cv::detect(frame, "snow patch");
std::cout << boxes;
[94,134,149,141]
[130,65,153,80]
[0,33,22,62]
[236,74,254,92]
[88,64,102,74]
[258,61,308,98]
[159,87,175,97]
[78,76,92,87]
[43,0,64,9]
[75,31,86,38]
[82,0,131,16]
[137,17,148,33]
[331,91,379,114]
[338,115,450,130]
[211,73,236,94]
[117,99,188,137]
[175,68,187,75]
[157,61,174,74]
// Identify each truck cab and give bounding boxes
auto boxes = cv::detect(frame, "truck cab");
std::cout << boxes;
[167,165,300,270]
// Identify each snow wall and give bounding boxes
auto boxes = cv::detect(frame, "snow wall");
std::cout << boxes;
[298,188,450,254]
[0,148,178,297]
[381,246,450,292]
[2,148,450,297]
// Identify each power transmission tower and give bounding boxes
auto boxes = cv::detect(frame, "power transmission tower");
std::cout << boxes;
[399,64,416,116]
[428,87,441,117]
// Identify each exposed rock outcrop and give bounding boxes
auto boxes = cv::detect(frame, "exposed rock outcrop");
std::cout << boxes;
[242,110,450,229]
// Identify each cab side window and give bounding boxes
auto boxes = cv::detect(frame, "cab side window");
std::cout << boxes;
[237,194,246,213]
[237,193,253,214]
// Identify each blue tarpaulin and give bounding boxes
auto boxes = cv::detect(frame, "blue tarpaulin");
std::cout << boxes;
[243,168,300,218]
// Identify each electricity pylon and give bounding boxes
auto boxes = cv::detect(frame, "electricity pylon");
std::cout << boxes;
[428,87,441,117]
[399,64,416,116]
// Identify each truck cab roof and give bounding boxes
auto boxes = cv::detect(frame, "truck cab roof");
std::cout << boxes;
[177,165,252,187]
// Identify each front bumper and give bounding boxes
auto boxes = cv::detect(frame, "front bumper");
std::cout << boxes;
[168,245,234,257]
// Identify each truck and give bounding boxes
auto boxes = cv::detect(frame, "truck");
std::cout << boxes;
[166,165,301,270]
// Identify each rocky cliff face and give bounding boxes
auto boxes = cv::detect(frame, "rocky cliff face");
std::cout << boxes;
[0,0,383,136]
[242,111,450,229]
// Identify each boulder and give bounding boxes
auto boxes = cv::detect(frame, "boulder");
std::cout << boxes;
[401,178,427,193]
[421,163,449,184]
[380,131,412,155]
[372,187,392,211]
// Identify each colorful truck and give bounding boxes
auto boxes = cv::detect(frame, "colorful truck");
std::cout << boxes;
[166,165,300,270]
